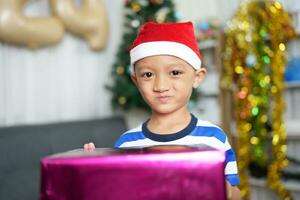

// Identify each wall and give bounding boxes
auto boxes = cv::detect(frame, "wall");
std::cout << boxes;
[0,0,123,126]
[174,0,241,23]
[174,0,300,24]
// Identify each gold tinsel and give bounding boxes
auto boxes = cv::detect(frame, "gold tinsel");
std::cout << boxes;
[222,0,295,199]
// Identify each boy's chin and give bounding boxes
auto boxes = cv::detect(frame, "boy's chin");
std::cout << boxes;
[151,105,185,115]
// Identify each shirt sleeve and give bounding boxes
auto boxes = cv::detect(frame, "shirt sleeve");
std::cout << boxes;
[113,134,125,148]
[224,139,240,186]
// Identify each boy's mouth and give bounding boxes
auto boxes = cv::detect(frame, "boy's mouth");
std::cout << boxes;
[157,96,171,103]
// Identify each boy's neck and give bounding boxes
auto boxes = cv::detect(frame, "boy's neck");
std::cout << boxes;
[147,108,192,135]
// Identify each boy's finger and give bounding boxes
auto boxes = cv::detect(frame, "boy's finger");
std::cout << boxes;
[89,142,95,148]
[88,142,95,150]
[83,143,89,150]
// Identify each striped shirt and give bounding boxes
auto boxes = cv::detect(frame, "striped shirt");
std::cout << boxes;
[114,114,240,186]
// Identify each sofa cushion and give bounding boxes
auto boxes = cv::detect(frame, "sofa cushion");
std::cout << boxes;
[0,116,126,200]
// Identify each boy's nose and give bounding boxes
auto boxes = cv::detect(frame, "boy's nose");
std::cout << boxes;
[153,76,170,92]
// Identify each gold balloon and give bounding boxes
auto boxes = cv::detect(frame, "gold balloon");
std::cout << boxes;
[51,0,109,51]
[0,0,64,48]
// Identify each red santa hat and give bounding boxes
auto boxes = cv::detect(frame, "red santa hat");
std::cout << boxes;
[129,21,202,71]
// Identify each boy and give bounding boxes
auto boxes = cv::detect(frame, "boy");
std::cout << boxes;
[84,21,240,199]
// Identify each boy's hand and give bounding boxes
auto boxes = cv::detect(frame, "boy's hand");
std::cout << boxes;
[83,142,96,151]
[226,181,241,200]
[226,181,232,200]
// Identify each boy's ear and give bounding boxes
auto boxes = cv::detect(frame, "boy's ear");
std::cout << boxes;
[193,68,207,88]
[131,74,138,86]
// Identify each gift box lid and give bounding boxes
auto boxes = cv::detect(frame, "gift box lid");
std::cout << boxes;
[40,145,226,200]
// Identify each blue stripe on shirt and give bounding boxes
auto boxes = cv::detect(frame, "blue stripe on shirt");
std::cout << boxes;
[226,174,240,186]
[191,126,227,143]
[225,149,236,164]
[114,131,146,148]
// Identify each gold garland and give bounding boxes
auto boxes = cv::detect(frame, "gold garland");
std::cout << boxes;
[222,0,295,199]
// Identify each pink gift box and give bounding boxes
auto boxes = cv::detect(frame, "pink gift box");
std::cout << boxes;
[40,145,226,200]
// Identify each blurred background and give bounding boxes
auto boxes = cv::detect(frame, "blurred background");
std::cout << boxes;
[1,0,300,199]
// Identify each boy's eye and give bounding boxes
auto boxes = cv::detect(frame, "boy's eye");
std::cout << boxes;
[170,70,182,76]
[142,72,153,78]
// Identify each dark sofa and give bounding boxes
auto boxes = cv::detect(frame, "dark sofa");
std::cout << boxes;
[0,116,126,200]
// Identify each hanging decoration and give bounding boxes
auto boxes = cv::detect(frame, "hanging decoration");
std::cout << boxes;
[0,0,64,48]
[0,0,108,50]
[222,0,295,199]
[51,0,109,50]
[108,0,200,111]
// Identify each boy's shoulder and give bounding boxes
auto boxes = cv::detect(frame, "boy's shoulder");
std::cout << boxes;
[122,124,144,136]
[195,118,221,129]
[114,124,146,148]
[193,118,228,143]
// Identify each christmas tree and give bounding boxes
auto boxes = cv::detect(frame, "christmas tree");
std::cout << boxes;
[108,0,199,111]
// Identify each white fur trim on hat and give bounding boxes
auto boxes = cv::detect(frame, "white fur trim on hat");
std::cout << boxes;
[130,41,202,72]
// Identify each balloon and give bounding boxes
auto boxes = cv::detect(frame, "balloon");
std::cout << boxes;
[0,0,64,48]
[51,0,109,50]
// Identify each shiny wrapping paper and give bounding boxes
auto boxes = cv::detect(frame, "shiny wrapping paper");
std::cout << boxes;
[40,146,226,200]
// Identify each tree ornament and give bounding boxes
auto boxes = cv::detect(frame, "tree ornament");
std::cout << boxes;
[155,7,170,23]
[131,19,140,28]
[131,2,141,13]
[118,96,127,105]
[116,66,125,75]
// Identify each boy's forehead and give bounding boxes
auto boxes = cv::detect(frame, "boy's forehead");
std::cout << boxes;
[135,55,194,69]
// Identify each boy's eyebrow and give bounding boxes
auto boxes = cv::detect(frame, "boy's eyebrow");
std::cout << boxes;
[138,61,184,68]
[136,64,184,72]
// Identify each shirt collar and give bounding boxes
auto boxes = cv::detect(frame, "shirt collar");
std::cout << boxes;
[142,114,197,142]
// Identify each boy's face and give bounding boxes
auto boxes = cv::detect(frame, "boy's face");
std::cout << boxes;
[131,55,206,115]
